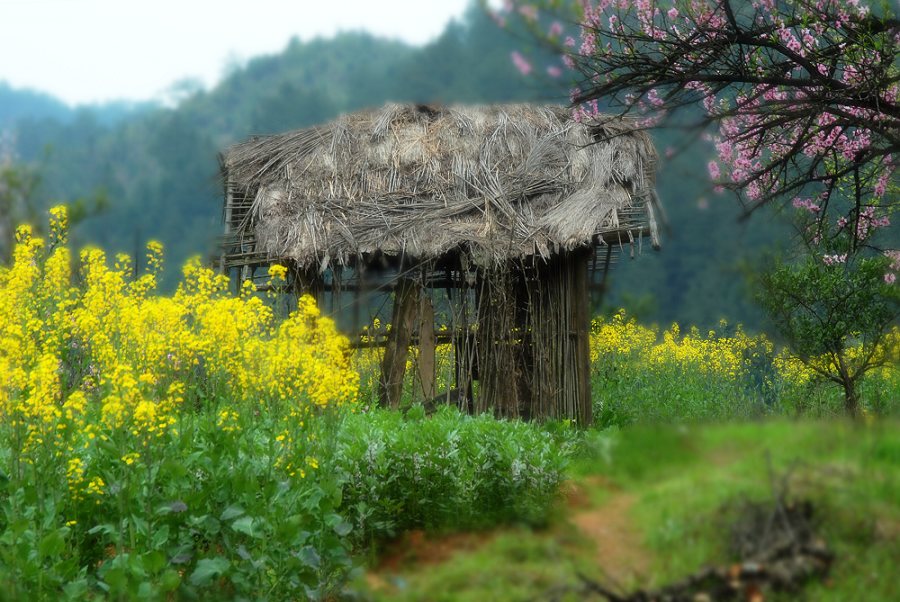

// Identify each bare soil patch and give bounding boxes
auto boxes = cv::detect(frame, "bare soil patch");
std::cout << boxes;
[571,490,651,583]
[373,529,497,573]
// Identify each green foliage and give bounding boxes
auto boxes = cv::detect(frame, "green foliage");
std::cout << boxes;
[757,251,899,415]
[760,255,897,360]
[332,406,575,545]
[354,420,900,602]
[0,407,353,600]
[0,402,575,599]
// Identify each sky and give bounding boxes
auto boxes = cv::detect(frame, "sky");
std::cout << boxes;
[0,0,489,105]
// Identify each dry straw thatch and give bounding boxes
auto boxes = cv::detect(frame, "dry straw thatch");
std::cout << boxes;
[222,103,661,270]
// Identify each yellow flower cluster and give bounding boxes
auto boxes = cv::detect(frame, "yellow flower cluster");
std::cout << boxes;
[0,206,359,492]
[773,326,900,385]
[590,310,899,391]
[65,457,104,502]
[217,408,241,433]
[590,311,771,380]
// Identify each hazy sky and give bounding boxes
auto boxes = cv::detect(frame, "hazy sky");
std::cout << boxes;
[0,0,488,105]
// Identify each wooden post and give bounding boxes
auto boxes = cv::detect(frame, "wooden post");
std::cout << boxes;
[514,270,534,421]
[417,293,436,401]
[571,248,593,426]
[453,255,475,413]
[380,278,419,409]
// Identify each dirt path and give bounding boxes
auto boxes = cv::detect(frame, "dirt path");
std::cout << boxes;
[564,476,651,582]
[373,529,497,573]
[569,484,650,584]
[365,475,652,591]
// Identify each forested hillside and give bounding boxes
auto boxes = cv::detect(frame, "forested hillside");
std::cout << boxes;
[4,5,783,329]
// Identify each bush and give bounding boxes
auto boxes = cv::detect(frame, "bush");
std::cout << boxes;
[331,406,574,546]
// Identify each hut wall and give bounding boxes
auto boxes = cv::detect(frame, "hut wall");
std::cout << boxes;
[475,249,593,425]
[475,269,524,419]
[525,248,593,425]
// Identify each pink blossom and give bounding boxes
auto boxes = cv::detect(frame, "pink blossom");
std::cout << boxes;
[511,51,532,76]
[518,4,538,21]
[886,273,897,285]
[565,0,895,249]
[792,197,821,213]
[886,250,900,271]
[548,21,564,37]
[547,65,563,78]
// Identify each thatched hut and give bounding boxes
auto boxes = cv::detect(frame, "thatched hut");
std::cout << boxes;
[220,103,661,424]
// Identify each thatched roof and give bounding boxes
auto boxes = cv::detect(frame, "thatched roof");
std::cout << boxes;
[222,103,661,270]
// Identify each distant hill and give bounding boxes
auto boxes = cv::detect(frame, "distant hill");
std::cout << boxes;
[0,83,71,129]
[5,4,783,330]
[0,82,154,131]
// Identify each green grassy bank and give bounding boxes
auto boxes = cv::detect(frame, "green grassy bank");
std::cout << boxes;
[353,420,900,601]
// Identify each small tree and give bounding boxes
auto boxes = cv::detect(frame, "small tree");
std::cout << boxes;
[758,242,898,417]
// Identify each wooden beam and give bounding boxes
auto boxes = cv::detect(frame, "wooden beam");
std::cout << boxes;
[379,278,419,409]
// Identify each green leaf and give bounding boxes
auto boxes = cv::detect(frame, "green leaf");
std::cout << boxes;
[137,582,154,598]
[297,545,320,569]
[333,520,353,537]
[62,578,89,599]
[159,569,181,592]
[102,567,127,592]
[188,557,230,587]
[151,524,170,550]
[231,515,259,538]
[220,505,245,521]
[87,523,116,536]
[39,529,66,558]
[161,459,188,479]
[143,550,166,573]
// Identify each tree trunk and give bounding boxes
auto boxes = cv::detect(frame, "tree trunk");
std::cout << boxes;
[842,378,860,419]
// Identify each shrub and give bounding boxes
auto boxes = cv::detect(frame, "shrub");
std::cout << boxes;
[331,406,574,546]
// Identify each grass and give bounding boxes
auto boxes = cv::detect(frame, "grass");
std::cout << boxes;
[349,419,900,601]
